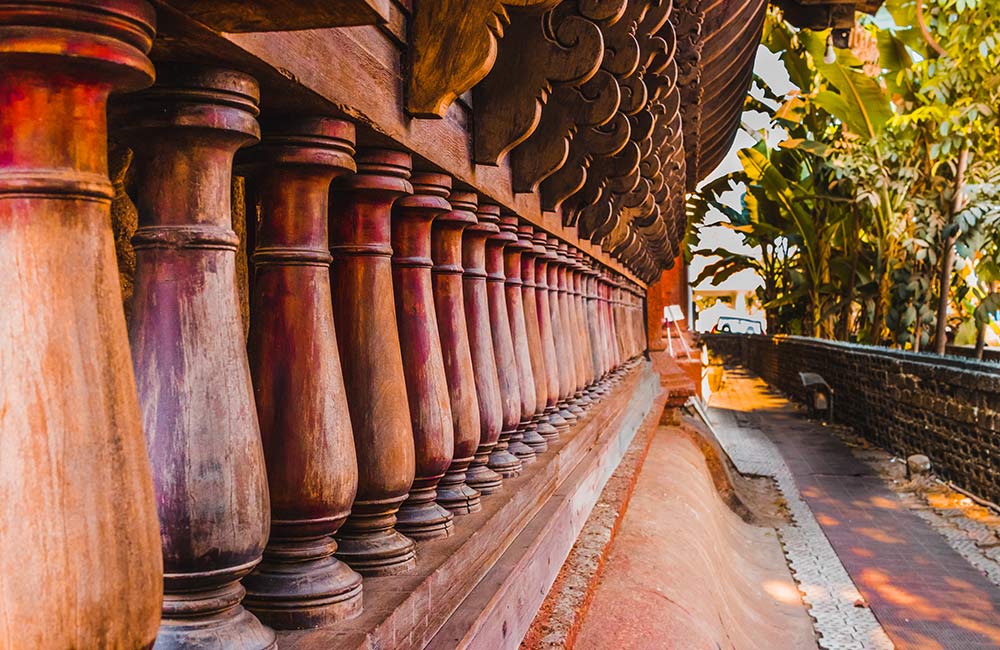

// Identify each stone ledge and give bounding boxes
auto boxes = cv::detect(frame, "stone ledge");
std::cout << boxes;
[278,359,662,650]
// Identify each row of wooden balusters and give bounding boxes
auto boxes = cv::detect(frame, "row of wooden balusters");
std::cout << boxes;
[0,3,648,646]
[0,45,647,649]
[127,67,646,647]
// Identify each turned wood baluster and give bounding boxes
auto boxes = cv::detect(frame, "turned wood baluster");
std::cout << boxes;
[545,236,579,422]
[611,281,625,372]
[518,224,556,449]
[501,216,546,458]
[0,3,162,648]
[485,208,525,478]
[571,251,596,402]
[239,117,362,628]
[620,287,630,362]
[629,286,638,361]
[494,214,536,464]
[121,66,275,649]
[464,202,506,493]
[637,290,646,358]
[558,243,588,412]
[601,276,621,376]
[432,191,483,514]
[533,229,569,436]
[584,264,609,394]
[392,173,456,539]
[330,148,417,576]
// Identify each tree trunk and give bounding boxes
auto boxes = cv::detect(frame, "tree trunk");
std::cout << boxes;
[933,145,970,355]
[838,211,859,341]
[975,321,987,360]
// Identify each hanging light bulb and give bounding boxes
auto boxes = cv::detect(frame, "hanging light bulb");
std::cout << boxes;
[823,33,837,64]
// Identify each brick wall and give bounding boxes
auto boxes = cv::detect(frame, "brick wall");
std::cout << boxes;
[704,334,1000,504]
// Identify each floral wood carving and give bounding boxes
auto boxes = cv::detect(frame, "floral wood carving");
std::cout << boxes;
[509,69,621,194]
[473,2,605,165]
[407,0,561,118]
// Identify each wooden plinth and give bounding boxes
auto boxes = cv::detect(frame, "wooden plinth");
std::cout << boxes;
[272,360,661,650]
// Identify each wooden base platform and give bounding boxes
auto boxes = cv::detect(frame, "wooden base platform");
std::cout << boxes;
[278,358,667,650]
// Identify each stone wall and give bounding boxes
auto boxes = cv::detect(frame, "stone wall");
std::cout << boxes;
[704,334,1000,504]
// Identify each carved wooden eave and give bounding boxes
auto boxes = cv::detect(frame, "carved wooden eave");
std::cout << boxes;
[509,68,622,194]
[530,0,679,277]
[407,0,563,118]
[472,2,607,165]
[673,0,768,190]
[139,0,796,286]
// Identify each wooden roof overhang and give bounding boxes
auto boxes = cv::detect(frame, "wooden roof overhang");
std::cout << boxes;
[146,0,864,284]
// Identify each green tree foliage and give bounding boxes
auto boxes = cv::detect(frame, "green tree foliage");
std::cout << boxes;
[689,1,1000,354]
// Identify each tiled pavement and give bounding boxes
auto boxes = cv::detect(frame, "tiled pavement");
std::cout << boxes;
[712,370,1000,650]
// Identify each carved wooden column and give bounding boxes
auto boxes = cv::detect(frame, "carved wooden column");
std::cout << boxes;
[546,236,581,422]
[432,191,483,514]
[571,251,597,401]
[0,4,162,648]
[611,280,625,372]
[121,66,274,649]
[330,148,416,575]
[392,173,456,539]
[518,224,557,449]
[627,287,640,361]
[485,207,525,478]
[601,276,621,375]
[463,201,505,494]
[615,281,632,364]
[584,264,610,394]
[533,229,570,436]
[240,117,362,627]
[559,243,590,411]
[501,216,547,458]
[634,288,647,360]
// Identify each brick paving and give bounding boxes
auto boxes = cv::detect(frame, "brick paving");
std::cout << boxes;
[714,370,1000,650]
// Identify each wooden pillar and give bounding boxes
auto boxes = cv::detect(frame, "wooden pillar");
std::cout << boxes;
[533,229,569,437]
[602,276,621,375]
[485,208,525,478]
[559,243,590,410]
[392,173,456,539]
[518,224,557,449]
[0,3,162,648]
[463,202,505,494]
[240,117,362,627]
[545,236,580,422]
[431,191,483,515]
[612,282,626,367]
[571,251,597,400]
[629,285,646,357]
[583,264,609,393]
[501,216,547,457]
[330,148,417,576]
[121,66,275,649]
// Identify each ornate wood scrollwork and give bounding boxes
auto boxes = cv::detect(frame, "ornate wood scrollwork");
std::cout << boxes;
[510,69,621,194]
[473,2,605,165]
[407,0,562,118]
[542,110,631,213]
[672,0,706,189]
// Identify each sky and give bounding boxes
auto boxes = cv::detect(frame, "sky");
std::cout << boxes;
[687,45,796,293]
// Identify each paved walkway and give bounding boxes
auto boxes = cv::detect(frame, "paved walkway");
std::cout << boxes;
[713,370,1000,650]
